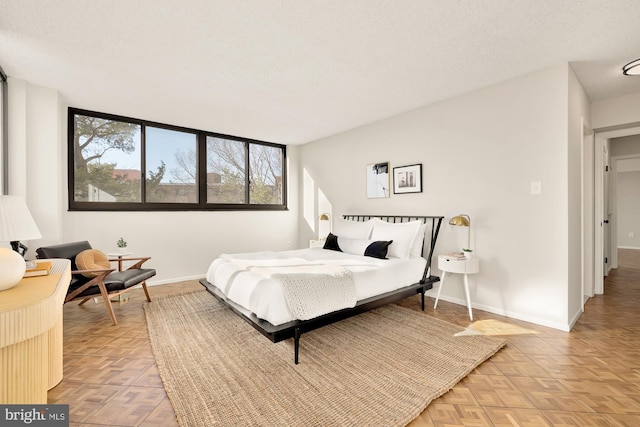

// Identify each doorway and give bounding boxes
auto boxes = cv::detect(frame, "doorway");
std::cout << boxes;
[592,126,640,296]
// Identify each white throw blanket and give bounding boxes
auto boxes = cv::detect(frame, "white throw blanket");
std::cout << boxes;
[230,259,357,321]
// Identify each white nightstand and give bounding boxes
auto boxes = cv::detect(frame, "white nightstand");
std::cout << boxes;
[309,239,325,248]
[434,254,480,320]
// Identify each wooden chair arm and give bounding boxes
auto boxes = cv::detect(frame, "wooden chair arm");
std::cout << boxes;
[107,257,150,263]
[66,268,115,302]
[71,268,115,276]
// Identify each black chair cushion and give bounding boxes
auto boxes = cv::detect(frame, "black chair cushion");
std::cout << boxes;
[105,268,156,288]
[68,268,156,299]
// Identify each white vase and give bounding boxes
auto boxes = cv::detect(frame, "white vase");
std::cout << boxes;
[117,247,128,254]
[464,251,473,259]
[0,248,26,291]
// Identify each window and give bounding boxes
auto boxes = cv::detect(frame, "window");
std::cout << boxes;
[145,127,198,203]
[206,136,246,204]
[248,143,283,205]
[68,108,287,211]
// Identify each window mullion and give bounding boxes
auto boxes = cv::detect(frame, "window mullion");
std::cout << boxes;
[198,133,206,206]
[141,125,147,203]
[245,142,250,204]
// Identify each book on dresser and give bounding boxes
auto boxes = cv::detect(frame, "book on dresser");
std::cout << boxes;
[24,261,52,277]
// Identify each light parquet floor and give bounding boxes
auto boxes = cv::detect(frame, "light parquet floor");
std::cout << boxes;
[49,249,640,426]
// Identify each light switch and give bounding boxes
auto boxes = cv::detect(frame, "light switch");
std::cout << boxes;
[530,181,542,195]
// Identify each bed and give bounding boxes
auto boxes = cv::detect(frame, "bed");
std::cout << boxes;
[200,215,444,363]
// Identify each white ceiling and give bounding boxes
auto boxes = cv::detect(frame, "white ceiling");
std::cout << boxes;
[2,0,640,145]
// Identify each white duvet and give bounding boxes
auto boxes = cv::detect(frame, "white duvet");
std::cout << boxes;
[205,248,427,325]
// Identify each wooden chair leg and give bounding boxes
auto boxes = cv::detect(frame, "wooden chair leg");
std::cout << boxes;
[142,282,151,302]
[97,281,118,326]
[78,297,93,306]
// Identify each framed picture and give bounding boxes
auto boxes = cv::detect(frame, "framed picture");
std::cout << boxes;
[393,164,422,194]
[366,162,390,198]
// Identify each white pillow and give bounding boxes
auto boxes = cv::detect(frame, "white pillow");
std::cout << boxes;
[370,219,421,259]
[323,234,392,259]
[409,223,427,258]
[332,219,373,239]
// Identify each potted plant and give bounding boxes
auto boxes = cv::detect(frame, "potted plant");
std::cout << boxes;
[116,237,128,253]
[463,248,473,259]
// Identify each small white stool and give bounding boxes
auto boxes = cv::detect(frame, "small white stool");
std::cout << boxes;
[434,255,480,320]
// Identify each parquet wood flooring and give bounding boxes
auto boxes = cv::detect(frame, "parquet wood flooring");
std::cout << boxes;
[48,249,640,426]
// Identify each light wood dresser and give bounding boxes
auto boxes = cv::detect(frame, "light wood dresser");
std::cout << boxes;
[0,259,71,403]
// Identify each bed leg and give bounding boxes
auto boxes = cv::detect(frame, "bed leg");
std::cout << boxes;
[294,327,301,365]
[421,289,425,311]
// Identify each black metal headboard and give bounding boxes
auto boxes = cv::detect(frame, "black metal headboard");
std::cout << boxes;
[342,215,444,283]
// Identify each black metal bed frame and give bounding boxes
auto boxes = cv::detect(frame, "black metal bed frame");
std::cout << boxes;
[199,215,444,364]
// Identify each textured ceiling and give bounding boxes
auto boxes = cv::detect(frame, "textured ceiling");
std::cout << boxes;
[1,0,640,145]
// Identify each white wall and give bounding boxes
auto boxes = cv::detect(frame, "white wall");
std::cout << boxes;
[8,77,300,284]
[299,64,581,330]
[611,135,640,249]
[611,135,640,157]
[6,78,64,253]
[616,171,640,249]
[567,66,592,326]
[591,92,640,130]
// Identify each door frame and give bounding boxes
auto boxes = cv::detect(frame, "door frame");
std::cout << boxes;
[593,125,640,295]
[581,119,594,307]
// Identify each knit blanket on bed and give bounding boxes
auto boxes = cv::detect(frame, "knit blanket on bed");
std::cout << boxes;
[231,259,357,321]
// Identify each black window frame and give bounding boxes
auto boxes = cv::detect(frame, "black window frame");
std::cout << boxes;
[1,65,7,195]
[68,108,287,211]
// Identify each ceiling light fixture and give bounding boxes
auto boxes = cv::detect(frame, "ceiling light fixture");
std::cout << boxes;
[622,58,640,76]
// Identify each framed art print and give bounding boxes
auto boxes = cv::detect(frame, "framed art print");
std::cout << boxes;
[366,162,390,198]
[393,164,422,194]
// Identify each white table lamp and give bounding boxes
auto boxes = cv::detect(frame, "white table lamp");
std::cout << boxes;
[449,214,471,251]
[319,213,332,237]
[0,196,42,291]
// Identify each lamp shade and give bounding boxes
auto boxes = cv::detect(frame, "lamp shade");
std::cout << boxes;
[0,195,42,242]
[448,215,470,227]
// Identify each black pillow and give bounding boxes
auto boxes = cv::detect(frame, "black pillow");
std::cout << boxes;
[323,233,341,251]
[322,233,392,259]
[363,240,393,259]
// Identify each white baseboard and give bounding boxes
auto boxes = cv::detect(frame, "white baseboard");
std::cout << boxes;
[425,290,571,332]
[617,246,640,250]
[147,274,205,286]
[568,307,583,330]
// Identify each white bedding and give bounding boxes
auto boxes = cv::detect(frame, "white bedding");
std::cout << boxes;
[205,248,427,326]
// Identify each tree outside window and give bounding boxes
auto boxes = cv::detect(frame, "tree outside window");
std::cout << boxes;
[73,115,142,202]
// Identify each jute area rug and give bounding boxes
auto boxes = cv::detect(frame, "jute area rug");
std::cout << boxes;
[144,291,506,427]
